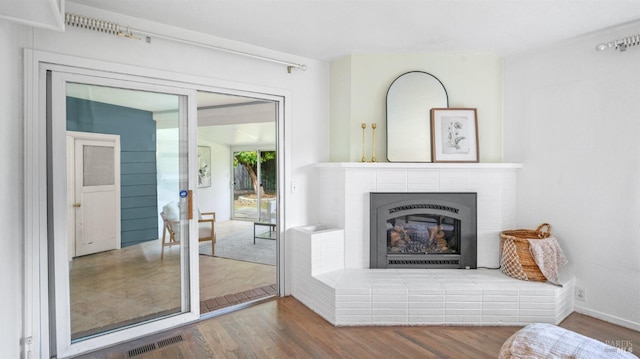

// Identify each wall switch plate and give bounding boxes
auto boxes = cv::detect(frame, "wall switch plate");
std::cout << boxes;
[575,287,586,301]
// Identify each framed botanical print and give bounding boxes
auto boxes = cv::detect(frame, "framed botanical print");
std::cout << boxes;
[430,108,479,162]
[197,146,211,187]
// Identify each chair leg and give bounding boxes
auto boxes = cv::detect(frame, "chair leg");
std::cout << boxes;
[161,224,168,260]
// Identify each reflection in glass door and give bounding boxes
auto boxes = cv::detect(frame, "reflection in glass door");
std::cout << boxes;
[49,74,196,357]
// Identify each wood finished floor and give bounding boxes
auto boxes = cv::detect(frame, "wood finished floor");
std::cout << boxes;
[79,296,639,359]
[70,220,276,339]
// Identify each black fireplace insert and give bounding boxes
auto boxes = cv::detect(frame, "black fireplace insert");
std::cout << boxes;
[370,192,477,269]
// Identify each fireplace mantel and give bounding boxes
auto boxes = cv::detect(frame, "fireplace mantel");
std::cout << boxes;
[316,162,522,170]
[314,162,522,269]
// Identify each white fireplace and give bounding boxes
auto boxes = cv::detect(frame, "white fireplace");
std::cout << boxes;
[289,162,575,326]
[314,162,521,269]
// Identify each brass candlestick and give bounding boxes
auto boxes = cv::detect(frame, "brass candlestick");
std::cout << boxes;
[361,123,367,162]
[371,123,377,162]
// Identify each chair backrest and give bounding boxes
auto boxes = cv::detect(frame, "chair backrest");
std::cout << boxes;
[162,201,180,221]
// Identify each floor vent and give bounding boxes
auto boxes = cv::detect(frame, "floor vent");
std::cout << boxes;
[388,259,459,265]
[128,343,156,357]
[157,335,184,348]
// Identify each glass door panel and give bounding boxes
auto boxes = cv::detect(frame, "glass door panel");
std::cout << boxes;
[50,73,196,356]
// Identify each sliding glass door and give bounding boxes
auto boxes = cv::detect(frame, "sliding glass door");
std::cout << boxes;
[48,71,199,357]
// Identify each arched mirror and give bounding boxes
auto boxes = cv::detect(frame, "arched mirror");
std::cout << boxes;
[386,71,448,162]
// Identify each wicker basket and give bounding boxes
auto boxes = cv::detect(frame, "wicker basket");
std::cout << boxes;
[499,223,551,282]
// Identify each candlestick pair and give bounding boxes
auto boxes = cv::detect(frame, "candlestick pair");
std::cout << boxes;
[361,123,377,162]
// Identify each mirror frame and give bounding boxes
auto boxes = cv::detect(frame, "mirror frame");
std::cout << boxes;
[386,71,449,162]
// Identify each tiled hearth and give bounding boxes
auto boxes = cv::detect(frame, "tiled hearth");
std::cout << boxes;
[289,163,575,326]
[290,225,575,326]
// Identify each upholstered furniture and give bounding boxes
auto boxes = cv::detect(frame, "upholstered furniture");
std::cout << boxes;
[499,323,637,358]
[160,201,216,259]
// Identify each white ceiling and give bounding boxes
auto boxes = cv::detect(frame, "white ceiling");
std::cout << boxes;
[69,0,640,60]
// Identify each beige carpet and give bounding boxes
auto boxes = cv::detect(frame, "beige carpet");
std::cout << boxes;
[199,220,276,266]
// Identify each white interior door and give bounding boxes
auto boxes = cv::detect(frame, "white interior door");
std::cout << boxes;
[68,133,121,257]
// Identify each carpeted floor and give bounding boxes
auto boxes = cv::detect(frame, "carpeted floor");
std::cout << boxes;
[199,220,276,266]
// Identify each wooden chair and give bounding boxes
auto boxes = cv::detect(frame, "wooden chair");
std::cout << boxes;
[198,211,216,256]
[160,211,180,260]
[160,203,216,259]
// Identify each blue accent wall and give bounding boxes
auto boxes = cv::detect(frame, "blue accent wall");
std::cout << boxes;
[67,97,158,247]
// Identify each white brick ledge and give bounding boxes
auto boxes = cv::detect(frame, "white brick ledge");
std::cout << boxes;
[290,226,575,327]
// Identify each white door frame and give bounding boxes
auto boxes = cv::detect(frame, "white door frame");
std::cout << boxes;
[23,49,290,359]
[67,131,121,258]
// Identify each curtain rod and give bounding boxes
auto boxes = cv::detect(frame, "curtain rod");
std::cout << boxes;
[65,13,307,73]
[595,34,640,52]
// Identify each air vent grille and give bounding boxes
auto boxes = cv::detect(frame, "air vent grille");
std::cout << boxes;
[127,334,185,357]
[389,203,460,215]
[388,259,459,265]
[128,343,156,357]
[157,335,184,348]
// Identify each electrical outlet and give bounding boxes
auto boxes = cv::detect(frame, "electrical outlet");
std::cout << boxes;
[575,287,586,301]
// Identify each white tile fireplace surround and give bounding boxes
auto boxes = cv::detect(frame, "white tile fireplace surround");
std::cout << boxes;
[289,163,575,326]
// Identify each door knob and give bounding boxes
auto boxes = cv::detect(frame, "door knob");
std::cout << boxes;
[73,203,81,208]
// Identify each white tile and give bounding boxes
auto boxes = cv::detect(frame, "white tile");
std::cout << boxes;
[519,295,557,303]
[408,301,445,310]
[483,302,519,310]
[446,295,483,302]
[408,295,445,304]
[376,170,408,192]
[409,307,445,315]
[370,315,408,325]
[407,170,439,192]
[407,288,446,295]
[371,287,409,295]
[336,308,371,316]
[482,308,520,316]
[482,316,521,324]
[519,309,556,317]
[444,288,483,295]
[408,316,445,325]
[336,294,371,302]
[446,315,483,324]
[335,315,372,325]
[335,301,371,309]
[446,302,483,310]
[519,315,556,323]
[372,295,408,303]
[519,302,556,310]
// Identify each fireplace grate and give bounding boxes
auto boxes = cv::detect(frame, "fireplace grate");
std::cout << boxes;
[388,259,459,266]
[388,203,460,215]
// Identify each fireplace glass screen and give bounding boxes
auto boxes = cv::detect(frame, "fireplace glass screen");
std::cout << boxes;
[388,215,460,255]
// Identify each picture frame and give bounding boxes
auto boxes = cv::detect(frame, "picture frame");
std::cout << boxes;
[197,146,211,187]
[430,108,479,162]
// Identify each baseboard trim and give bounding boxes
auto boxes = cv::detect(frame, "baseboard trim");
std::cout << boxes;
[574,305,640,332]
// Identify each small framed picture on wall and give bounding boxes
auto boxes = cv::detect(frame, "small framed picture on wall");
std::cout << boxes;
[197,146,211,187]
[430,108,479,163]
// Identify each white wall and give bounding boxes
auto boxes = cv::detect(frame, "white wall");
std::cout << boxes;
[0,19,26,359]
[504,21,640,330]
[196,139,232,221]
[329,53,504,163]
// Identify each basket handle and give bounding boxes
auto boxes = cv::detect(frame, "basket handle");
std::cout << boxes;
[535,223,551,238]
